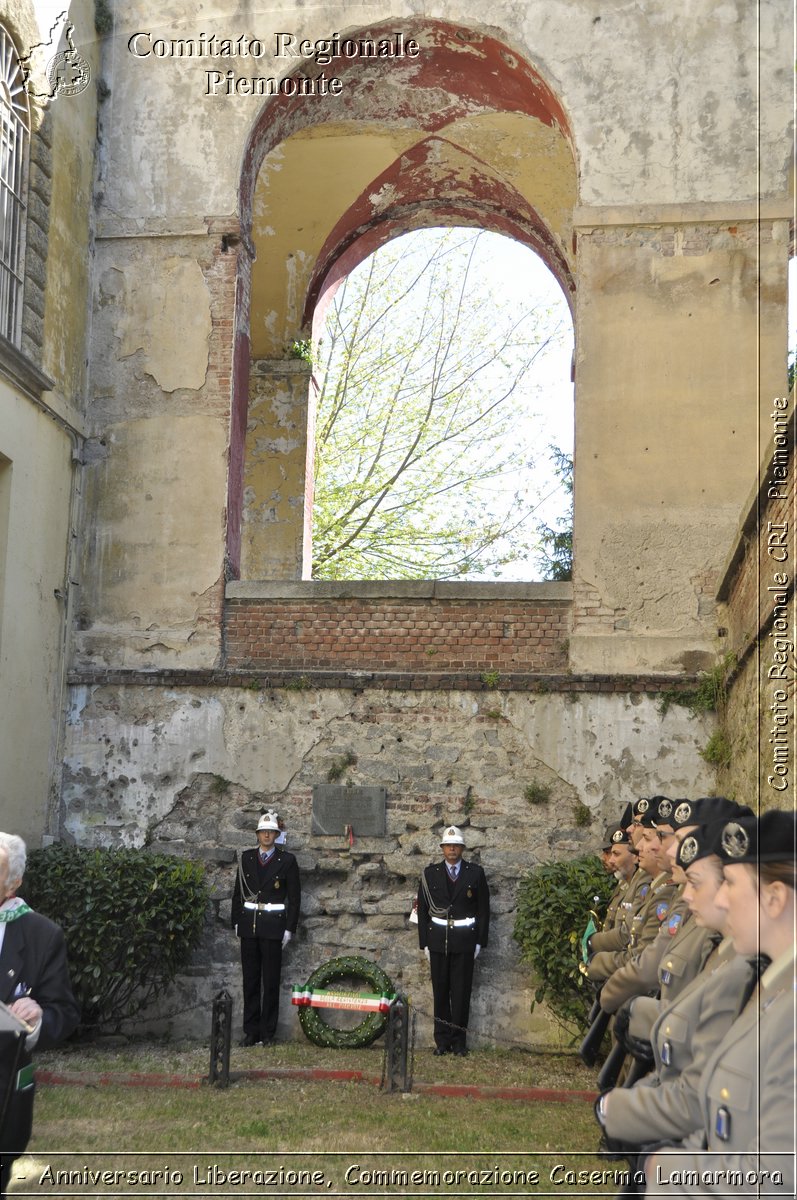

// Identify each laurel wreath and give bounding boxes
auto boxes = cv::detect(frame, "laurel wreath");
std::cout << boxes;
[297,955,395,1049]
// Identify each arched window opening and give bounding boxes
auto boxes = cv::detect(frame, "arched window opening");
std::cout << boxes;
[0,24,29,346]
[310,227,574,582]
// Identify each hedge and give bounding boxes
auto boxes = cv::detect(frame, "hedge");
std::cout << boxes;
[24,844,208,1032]
[513,854,616,1036]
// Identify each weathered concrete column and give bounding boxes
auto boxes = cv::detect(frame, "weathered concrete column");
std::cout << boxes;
[241,359,314,580]
[570,205,789,675]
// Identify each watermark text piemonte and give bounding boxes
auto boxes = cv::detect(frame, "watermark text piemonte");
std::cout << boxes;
[127,30,421,97]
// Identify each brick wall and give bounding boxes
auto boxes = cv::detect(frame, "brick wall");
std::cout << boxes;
[223,582,571,673]
[719,404,794,658]
[718,401,794,807]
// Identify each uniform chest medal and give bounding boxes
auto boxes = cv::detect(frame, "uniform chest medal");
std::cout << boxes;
[274,879,280,889]
[660,1040,672,1067]
[466,888,473,898]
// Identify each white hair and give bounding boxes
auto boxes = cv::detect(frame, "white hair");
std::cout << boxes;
[0,832,27,886]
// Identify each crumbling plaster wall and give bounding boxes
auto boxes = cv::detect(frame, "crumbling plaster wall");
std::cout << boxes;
[78,0,791,669]
[0,0,98,845]
[62,683,715,1040]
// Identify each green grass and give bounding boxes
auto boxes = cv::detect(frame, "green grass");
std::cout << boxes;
[8,1043,620,1196]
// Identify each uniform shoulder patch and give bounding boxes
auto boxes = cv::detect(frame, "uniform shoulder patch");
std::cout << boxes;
[656,901,670,921]
[667,913,683,936]
[639,884,650,899]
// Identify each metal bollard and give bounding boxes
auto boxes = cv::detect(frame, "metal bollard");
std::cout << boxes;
[382,995,411,1093]
[208,989,233,1088]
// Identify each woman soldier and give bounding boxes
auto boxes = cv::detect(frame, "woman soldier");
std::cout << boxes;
[644,809,796,1197]
[595,818,752,1165]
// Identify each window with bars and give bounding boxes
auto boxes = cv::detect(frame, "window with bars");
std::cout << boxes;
[0,25,29,346]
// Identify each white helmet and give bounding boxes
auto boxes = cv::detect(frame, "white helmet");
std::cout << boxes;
[440,825,465,846]
[256,811,280,832]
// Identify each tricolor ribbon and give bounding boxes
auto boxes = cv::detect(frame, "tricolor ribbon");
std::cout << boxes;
[291,987,395,1013]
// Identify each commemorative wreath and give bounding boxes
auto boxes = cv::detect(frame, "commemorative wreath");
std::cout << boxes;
[292,955,396,1048]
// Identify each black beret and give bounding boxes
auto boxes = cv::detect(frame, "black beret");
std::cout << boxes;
[637,797,676,828]
[673,796,754,828]
[676,821,726,868]
[619,802,633,828]
[633,795,670,820]
[716,810,796,865]
[603,823,631,848]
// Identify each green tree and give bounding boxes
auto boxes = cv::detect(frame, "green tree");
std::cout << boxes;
[534,446,573,580]
[311,229,568,579]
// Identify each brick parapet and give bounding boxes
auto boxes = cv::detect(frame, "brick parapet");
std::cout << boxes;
[223,594,571,672]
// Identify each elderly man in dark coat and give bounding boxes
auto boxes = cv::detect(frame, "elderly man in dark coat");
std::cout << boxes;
[0,833,79,1197]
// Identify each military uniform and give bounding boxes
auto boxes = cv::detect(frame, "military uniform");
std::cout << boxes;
[231,829,300,1045]
[600,889,691,1013]
[588,871,677,984]
[602,938,750,1147]
[644,946,796,1196]
[417,833,489,1055]
[626,923,720,1040]
[589,868,650,956]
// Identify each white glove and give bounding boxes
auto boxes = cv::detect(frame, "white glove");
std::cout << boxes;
[474,944,481,959]
[423,947,430,962]
[282,931,292,948]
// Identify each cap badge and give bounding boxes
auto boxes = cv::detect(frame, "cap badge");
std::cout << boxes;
[674,802,692,825]
[721,822,750,859]
[637,798,649,814]
[679,835,698,865]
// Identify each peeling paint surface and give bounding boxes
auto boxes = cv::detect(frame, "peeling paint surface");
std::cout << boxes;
[62,682,715,1040]
[115,257,212,393]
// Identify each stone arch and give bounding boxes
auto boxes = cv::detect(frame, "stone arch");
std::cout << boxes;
[228,19,578,580]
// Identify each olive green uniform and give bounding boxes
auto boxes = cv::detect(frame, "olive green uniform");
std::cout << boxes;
[588,872,677,984]
[602,938,749,1146]
[645,946,796,1196]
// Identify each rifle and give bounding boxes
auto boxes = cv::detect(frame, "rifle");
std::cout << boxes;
[579,1004,611,1068]
[622,1056,652,1088]
[596,1038,626,1090]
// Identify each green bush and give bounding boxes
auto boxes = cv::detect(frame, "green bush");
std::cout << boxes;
[513,855,615,1036]
[24,845,208,1033]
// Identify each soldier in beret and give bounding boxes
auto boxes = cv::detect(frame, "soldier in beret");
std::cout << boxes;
[417,826,490,1056]
[587,799,656,958]
[645,810,796,1197]
[588,798,679,984]
[596,819,752,1159]
[600,797,753,1016]
[231,811,301,1047]
[602,825,639,930]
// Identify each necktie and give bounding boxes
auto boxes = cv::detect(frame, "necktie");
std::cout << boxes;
[447,865,458,881]
[736,954,771,1016]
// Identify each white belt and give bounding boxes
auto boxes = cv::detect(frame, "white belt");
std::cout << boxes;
[431,916,475,928]
[244,902,286,912]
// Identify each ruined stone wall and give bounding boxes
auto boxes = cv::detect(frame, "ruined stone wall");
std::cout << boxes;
[718,401,795,809]
[62,679,716,1042]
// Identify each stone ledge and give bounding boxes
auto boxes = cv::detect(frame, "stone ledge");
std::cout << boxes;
[226,580,573,602]
[66,667,701,693]
[0,334,54,401]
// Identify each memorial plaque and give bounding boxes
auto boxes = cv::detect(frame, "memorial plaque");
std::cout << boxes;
[312,785,387,837]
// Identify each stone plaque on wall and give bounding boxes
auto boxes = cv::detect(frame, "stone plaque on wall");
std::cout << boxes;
[311,785,387,837]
